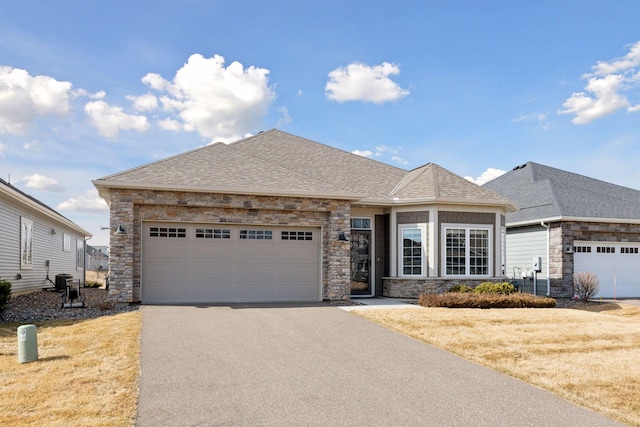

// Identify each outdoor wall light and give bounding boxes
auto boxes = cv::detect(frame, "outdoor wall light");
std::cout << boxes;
[114,225,126,235]
[51,228,57,235]
[338,232,349,242]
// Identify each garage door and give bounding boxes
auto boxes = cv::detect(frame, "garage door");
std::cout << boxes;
[141,222,321,303]
[574,241,640,298]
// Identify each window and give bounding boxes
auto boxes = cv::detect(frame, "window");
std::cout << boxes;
[239,230,273,240]
[596,246,615,254]
[444,226,491,276]
[282,231,313,241]
[621,247,639,254]
[399,226,424,276]
[196,228,230,239]
[574,246,591,253]
[20,217,33,269]
[76,239,84,270]
[351,218,371,230]
[63,234,71,252]
[149,227,186,238]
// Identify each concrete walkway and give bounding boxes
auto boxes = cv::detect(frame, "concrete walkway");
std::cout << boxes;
[136,304,622,426]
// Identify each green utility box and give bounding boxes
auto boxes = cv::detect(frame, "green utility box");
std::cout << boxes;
[18,324,38,363]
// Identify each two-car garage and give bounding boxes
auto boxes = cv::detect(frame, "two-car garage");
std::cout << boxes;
[141,222,321,304]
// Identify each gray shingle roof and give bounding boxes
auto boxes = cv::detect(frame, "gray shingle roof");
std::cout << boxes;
[95,129,514,209]
[483,161,640,224]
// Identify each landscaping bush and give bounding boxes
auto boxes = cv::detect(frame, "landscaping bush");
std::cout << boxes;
[418,292,557,309]
[448,284,473,293]
[84,280,102,288]
[573,271,600,302]
[473,282,517,294]
[0,280,11,314]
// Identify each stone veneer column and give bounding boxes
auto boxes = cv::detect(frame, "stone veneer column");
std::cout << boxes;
[324,202,351,300]
[108,190,135,303]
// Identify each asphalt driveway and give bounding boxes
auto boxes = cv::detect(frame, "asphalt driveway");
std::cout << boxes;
[136,304,621,426]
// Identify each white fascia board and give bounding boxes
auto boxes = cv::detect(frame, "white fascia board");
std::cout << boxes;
[358,196,516,211]
[92,180,362,201]
[506,216,640,228]
[0,183,92,237]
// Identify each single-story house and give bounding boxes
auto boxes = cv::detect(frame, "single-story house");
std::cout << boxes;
[93,129,515,304]
[483,161,640,298]
[0,177,91,294]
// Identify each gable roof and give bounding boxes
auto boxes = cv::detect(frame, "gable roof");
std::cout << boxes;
[94,129,514,210]
[0,178,91,237]
[483,161,640,225]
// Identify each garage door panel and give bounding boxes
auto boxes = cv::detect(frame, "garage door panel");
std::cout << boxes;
[574,242,640,298]
[142,223,321,303]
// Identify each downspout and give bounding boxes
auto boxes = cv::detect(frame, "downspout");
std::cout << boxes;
[84,235,92,287]
[540,221,550,296]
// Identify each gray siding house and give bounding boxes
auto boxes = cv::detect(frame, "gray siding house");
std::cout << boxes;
[484,162,640,298]
[94,130,515,304]
[1,178,91,294]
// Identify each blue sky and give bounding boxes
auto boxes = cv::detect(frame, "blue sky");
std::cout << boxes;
[2,1,640,245]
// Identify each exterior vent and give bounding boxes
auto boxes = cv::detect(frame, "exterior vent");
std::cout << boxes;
[564,245,574,254]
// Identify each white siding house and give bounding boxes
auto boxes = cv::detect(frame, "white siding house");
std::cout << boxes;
[1,178,91,295]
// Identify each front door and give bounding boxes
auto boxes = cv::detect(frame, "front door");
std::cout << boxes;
[350,230,371,295]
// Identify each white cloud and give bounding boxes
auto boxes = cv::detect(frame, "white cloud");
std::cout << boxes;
[141,53,275,142]
[72,89,105,99]
[464,168,507,185]
[276,105,292,127]
[22,173,66,192]
[512,112,550,129]
[127,93,158,112]
[560,41,640,124]
[0,140,5,155]
[157,117,182,131]
[57,189,109,212]
[391,155,409,166]
[84,100,150,139]
[352,149,373,157]
[326,62,409,103]
[0,66,72,134]
[588,40,640,77]
[560,74,630,124]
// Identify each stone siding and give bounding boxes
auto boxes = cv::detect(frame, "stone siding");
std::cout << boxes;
[383,277,507,298]
[108,189,351,303]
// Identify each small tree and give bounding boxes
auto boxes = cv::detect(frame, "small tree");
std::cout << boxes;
[573,271,600,302]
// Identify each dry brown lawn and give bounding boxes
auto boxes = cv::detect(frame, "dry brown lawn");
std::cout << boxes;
[0,311,141,426]
[355,303,640,427]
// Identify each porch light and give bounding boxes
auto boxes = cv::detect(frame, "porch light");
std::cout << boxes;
[114,225,126,235]
[338,232,349,241]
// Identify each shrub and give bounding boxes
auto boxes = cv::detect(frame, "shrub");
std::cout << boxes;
[84,280,102,288]
[473,282,517,295]
[418,292,556,309]
[448,284,473,293]
[0,280,11,314]
[573,271,600,302]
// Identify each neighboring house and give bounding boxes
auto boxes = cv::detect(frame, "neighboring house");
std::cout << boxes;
[86,245,109,271]
[93,130,515,304]
[0,178,91,294]
[483,161,640,298]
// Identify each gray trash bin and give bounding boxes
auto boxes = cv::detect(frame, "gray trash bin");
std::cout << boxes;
[18,324,38,363]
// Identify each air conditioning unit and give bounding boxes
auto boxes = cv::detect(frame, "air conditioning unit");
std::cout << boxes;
[564,245,574,254]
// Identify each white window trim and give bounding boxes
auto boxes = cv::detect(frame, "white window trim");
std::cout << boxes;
[63,233,71,252]
[398,224,427,278]
[442,223,493,278]
[21,217,33,269]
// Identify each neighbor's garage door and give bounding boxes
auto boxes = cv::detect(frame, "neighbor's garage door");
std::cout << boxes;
[141,222,321,303]
[574,241,640,298]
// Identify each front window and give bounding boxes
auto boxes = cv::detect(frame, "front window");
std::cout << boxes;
[21,217,33,269]
[400,226,425,276]
[445,226,491,276]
